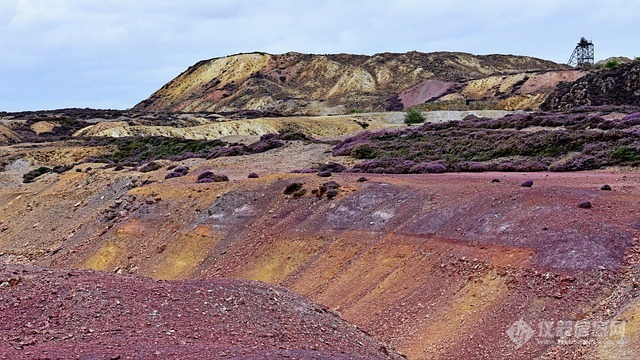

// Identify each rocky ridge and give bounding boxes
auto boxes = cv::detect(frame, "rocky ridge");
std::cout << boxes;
[134,51,570,114]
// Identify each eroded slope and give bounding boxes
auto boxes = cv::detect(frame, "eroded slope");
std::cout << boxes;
[2,153,640,358]
[134,52,568,114]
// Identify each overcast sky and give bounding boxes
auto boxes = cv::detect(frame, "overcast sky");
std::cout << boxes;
[1,0,638,111]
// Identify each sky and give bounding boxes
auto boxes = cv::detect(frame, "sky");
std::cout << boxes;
[1,0,638,111]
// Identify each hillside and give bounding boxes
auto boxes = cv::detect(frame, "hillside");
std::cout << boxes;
[134,51,570,114]
[543,62,640,110]
[3,52,640,359]
[2,133,640,358]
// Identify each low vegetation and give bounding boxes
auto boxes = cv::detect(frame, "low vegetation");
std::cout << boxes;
[333,112,640,173]
[605,60,621,69]
[403,108,425,124]
[83,131,305,166]
[23,167,53,183]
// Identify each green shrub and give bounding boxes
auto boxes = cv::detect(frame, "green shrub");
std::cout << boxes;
[605,60,621,69]
[351,144,378,159]
[612,146,639,162]
[404,108,426,124]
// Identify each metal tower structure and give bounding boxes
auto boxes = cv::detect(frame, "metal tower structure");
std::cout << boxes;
[567,37,594,67]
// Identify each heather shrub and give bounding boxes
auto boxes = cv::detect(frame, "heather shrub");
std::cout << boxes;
[385,94,404,111]
[52,164,74,174]
[464,162,490,172]
[410,162,447,174]
[283,182,304,195]
[249,139,285,153]
[139,162,161,173]
[326,189,339,199]
[622,112,640,126]
[316,162,346,173]
[196,171,214,181]
[292,188,307,198]
[291,168,319,174]
[195,177,216,184]
[278,131,308,141]
[90,137,226,164]
[352,158,415,174]
[195,171,229,183]
[165,166,189,179]
[333,111,640,174]
[351,144,379,159]
[322,181,341,190]
[23,167,52,183]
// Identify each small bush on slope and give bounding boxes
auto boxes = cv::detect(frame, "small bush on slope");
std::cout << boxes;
[404,108,425,124]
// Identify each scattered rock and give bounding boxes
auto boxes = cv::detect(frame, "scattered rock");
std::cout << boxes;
[600,184,612,191]
[317,171,332,178]
[283,182,304,195]
[578,201,592,209]
[521,179,534,187]
[357,177,369,182]
[248,173,259,179]
[491,179,501,183]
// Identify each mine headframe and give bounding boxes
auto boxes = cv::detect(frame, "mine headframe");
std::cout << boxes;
[567,37,594,67]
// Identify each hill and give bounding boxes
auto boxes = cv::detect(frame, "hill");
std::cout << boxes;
[134,51,570,114]
[543,62,640,110]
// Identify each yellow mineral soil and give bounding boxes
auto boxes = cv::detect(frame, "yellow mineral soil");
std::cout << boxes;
[75,113,407,140]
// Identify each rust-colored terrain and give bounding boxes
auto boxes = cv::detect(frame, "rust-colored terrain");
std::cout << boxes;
[2,54,640,359]
[1,265,401,359]
[2,157,640,358]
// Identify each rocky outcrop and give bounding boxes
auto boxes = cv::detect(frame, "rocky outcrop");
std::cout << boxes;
[135,51,568,114]
[542,62,640,110]
[0,124,20,145]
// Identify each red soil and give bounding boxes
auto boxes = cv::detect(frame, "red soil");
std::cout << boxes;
[0,265,402,359]
[399,80,453,108]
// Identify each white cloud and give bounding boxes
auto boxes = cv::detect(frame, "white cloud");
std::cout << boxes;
[1,0,639,111]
